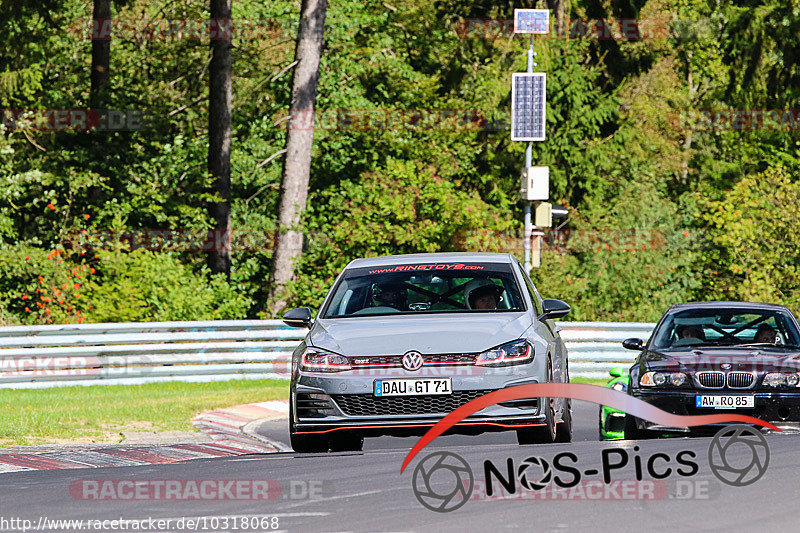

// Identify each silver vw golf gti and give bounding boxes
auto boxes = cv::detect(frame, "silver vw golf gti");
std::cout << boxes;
[283,253,572,452]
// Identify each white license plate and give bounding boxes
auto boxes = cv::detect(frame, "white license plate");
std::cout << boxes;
[374,378,452,397]
[696,395,755,409]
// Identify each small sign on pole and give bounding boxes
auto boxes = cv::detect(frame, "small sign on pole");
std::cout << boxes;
[511,73,546,142]
[513,9,550,34]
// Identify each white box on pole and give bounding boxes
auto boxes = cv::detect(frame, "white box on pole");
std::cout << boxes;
[521,166,549,201]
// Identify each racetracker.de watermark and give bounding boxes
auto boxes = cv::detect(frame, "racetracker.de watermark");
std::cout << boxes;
[69,479,324,501]
[671,109,800,132]
[1,110,146,132]
[273,109,510,132]
[408,424,771,512]
[471,478,721,501]
[0,356,100,378]
[65,229,276,253]
[454,17,710,40]
[68,16,719,42]
[69,18,296,41]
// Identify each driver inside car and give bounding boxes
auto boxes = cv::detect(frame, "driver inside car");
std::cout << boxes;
[675,325,705,344]
[464,280,503,310]
[372,282,408,311]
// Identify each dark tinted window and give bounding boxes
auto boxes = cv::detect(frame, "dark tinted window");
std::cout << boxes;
[322,262,526,318]
[651,307,800,349]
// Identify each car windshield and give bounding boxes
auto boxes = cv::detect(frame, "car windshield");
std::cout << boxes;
[650,307,800,349]
[321,262,526,318]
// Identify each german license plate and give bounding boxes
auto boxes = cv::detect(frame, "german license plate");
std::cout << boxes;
[374,378,452,397]
[696,395,755,409]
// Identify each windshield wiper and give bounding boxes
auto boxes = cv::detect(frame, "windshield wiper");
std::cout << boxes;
[665,343,713,349]
[734,343,800,350]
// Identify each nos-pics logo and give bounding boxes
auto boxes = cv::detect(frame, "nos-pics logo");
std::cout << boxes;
[411,424,769,512]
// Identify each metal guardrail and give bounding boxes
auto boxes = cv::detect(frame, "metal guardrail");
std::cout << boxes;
[0,320,654,388]
[0,320,304,389]
[560,321,655,379]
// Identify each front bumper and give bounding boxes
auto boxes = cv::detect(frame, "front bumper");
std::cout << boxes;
[629,389,800,433]
[293,367,547,437]
[600,407,625,440]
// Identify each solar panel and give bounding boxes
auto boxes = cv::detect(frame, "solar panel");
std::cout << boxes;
[513,9,549,34]
[511,73,546,141]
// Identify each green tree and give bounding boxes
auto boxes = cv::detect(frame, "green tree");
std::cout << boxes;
[700,165,800,313]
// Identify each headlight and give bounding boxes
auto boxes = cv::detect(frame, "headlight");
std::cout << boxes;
[763,372,800,387]
[475,339,533,367]
[640,371,687,387]
[670,373,686,386]
[611,382,627,392]
[300,347,351,372]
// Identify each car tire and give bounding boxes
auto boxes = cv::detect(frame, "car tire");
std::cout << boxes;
[289,403,330,453]
[517,399,556,444]
[329,432,364,452]
[517,367,557,446]
[554,399,572,443]
[517,359,558,445]
[290,431,330,453]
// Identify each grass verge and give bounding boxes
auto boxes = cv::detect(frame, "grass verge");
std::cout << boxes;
[1,378,610,447]
[569,377,610,387]
[0,379,289,447]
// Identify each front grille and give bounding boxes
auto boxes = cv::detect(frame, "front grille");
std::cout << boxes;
[697,371,725,389]
[498,399,539,410]
[331,390,492,416]
[296,393,335,418]
[728,372,755,389]
[348,353,477,367]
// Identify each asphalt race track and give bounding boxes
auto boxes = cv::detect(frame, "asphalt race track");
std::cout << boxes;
[1,401,798,532]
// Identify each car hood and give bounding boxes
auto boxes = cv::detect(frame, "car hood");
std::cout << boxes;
[309,313,532,355]
[641,347,800,373]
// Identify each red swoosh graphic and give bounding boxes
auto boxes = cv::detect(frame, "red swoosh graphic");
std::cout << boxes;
[400,383,779,473]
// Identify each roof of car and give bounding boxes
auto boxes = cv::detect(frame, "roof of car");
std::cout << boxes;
[669,301,791,312]
[346,252,516,268]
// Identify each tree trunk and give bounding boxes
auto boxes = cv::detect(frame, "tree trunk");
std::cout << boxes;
[267,0,328,315]
[90,0,111,108]
[546,0,567,37]
[207,0,233,278]
[681,52,696,184]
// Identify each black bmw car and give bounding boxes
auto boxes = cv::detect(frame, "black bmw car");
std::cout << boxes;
[623,301,800,438]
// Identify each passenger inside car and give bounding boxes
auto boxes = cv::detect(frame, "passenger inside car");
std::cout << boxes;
[754,324,778,343]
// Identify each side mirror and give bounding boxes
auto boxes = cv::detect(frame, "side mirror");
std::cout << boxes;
[622,338,644,351]
[609,367,623,378]
[538,299,571,321]
[282,307,313,328]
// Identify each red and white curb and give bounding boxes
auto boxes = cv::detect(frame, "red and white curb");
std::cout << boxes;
[191,400,289,452]
[0,401,290,474]
[0,442,265,474]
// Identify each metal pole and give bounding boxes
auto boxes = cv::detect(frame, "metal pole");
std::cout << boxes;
[523,204,531,272]
[523,36,535,274]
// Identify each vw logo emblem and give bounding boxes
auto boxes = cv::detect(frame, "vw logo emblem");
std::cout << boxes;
[402,351,424,371]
